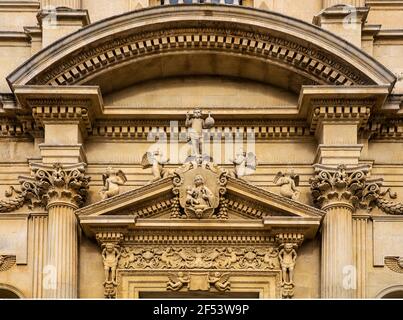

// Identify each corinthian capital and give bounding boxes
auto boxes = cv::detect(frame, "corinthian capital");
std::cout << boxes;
[310,164,370,211]
[32,163,91,209]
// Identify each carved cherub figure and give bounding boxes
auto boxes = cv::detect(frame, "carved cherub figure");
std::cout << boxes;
[278,243,297,286]
[274,170,300,200]
[142,149,171,183]
[167,272,190,291]
[102,243,121,285]
[208,272,231,292]
[185,109,215,156]
[229,149,257,178]
[99,167,127,200]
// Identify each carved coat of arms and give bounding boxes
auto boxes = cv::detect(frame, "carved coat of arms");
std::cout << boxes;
[172,158,227,219]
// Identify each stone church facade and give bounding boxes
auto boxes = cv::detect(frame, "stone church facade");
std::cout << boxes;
[0,0,403,299]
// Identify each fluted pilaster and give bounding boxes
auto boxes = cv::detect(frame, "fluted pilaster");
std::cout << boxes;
[30,214,48,299]
[352,215,369,298]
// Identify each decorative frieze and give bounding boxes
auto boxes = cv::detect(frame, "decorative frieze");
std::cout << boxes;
[118,245,280,271]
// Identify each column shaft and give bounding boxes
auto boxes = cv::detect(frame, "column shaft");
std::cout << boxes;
[321,205,353,298]
[44,204,78,298]
[353,217,368,298]
[31,215,48,299]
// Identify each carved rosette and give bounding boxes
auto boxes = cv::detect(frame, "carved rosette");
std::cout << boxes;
[310,164,370,211]
[32,163,90,209]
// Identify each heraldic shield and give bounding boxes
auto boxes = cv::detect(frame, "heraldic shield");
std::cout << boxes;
[172,160,227,219]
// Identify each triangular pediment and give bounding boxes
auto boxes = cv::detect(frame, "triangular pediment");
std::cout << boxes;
[76,173,324,220]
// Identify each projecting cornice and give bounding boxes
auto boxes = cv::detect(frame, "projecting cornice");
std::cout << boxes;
[7,5,396,95]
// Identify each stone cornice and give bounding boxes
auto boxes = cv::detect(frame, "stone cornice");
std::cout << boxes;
[0,1,40,11]
[7,5,396,95]
[37,8,91,27]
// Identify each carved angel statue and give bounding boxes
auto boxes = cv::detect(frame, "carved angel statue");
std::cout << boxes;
[229,149,257,178]
[102,243,121,286]
[167,272,190,291]
[279,243,297,286]
[274,170,300,200]
[141,149,171,183]
[208,272,231,292]
[185,109,215,156]
[99,167,127,200]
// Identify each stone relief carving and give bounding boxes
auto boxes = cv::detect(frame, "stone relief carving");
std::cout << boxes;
[208,273,231,292]
[360,181,403,215]
[100,167,127,200]
[102,243,121,299]
[172,157,227,219]
[274,171,300,200]
[118,246,279,270]
[0,181,42,213]
[384,257,403,274]
[167,272,190,291]
[228,149,257,179]
[0,255,16,272]
[167,272,230,292]
[185,175,215,219]
[185,109,215,157]
[141,149,172,183]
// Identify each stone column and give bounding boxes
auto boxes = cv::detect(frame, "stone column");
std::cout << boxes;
[32,163,90,299]
[310,164,369,298]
